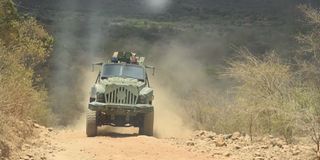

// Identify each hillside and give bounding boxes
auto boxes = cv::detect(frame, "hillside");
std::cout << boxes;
[17,0,320,56]
[2,0,320,159]
[15,1,320,126]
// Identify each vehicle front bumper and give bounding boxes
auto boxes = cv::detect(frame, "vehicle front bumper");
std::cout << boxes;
[88,102,154,114]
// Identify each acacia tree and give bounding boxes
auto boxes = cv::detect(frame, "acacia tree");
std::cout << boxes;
[226,48,298,142]
[296,5,320,159]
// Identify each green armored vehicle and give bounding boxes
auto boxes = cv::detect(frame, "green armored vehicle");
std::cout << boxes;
[87,52,155,137]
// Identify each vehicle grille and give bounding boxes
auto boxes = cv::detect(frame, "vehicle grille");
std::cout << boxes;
[105,85,139,104]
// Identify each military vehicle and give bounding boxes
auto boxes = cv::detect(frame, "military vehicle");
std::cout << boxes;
[86,51,155,137]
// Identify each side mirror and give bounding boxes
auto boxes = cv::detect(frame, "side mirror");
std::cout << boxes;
[92,62,103,72]
[145,65,155,76]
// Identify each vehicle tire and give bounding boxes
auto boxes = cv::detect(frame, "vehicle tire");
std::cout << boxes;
[86,110,97,137]
[139,111,154,136]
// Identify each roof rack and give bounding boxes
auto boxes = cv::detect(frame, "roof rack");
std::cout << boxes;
[111,51,145,65]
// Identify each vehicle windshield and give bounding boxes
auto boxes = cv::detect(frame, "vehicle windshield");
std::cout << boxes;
[101,64,145,80]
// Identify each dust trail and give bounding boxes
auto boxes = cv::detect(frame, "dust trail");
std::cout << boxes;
[71,2,109,130]
[48,0,216,135]
[49,0,109,126]
[153,82,193,138]
[71,68,99,131]
[148,42,216,138]
[49,0,83,125]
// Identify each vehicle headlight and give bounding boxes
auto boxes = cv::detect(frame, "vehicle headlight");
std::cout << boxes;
[138,95,147,104]
[96,93,105,102]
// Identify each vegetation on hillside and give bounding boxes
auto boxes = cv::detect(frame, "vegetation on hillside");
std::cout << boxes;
[16,0,316,126]
[3,0,320,158]
[0,0,53,158]
[179,5,320,158]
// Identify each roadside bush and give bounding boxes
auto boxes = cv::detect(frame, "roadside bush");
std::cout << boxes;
[225,48,298,142]
[0,112,33,159]
[0,0,54,158]
[181,89,220,131]
[296,5,320,158]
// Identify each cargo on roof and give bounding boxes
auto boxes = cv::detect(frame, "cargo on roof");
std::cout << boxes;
[111,51,145,65]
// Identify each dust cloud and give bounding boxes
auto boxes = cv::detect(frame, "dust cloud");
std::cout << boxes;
[47,0,222,137]
[70,68,99,131]
[69,42,215,138]
[49,0,109,125]
[153,83,193,138]
[148,42,218,138]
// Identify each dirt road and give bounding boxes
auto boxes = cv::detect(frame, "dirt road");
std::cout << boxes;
[34,127,211,160]
[22,125,314,160]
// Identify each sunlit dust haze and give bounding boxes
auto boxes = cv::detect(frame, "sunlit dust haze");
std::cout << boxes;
[153,82,193,138]
[48,0,108,126]
[47,1,222,137]
[149,42,218,138]
[144,0,171,13]
[32,0,225,136]
[44,0,201,138]
[15,0,320,140]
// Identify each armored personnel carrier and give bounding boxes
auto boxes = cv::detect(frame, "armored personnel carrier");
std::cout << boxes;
[87,52,155,137]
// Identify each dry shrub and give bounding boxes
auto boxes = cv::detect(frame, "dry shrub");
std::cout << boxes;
[180,88,238,133]
[225,48,298,142]
[181,89,220,131]
[296,5,320,159]
[0,41,53,159]
[0,43,54,124]
[0,0,54,158]
[0,112,34,159]
[299,5,320,26]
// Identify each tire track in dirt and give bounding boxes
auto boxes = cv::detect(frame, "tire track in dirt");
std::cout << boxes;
[36,127,212,160]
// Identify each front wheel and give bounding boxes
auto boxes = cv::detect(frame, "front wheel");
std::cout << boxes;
[139,111,154,136]
[86,110,97,137]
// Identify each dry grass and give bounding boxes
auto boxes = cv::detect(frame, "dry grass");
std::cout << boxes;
[0,112,34,159]
[0,1,54,158]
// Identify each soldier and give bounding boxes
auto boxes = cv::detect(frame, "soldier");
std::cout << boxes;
[111,52,119,63]
[130,53,138,64]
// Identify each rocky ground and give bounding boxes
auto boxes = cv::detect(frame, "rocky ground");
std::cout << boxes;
[168,130,315,160]
[18,125,210,160]
[17,124,59,160]
[17,125,316,160]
